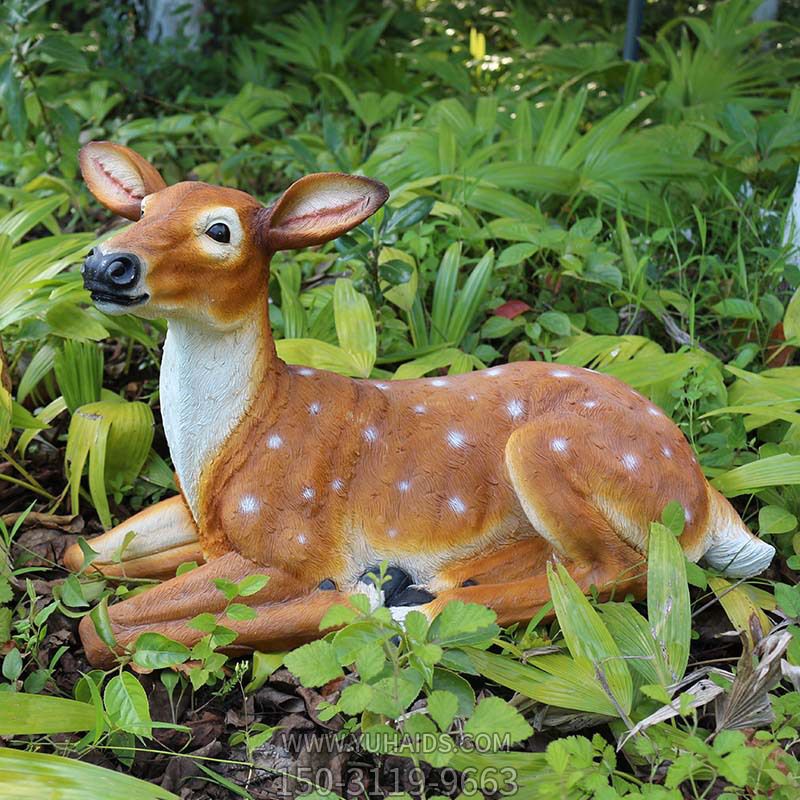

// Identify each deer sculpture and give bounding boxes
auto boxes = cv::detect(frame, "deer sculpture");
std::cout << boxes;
[64,142,774,668]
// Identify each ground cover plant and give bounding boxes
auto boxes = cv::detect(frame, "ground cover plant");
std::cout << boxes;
[1,0,800,796]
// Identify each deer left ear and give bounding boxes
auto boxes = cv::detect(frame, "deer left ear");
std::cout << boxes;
[262,172,389,252]
[79,141,167,221]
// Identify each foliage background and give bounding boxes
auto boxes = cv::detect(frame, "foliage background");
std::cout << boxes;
[2,0,800,798]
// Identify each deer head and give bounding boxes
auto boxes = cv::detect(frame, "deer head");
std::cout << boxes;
[79,141,389,328]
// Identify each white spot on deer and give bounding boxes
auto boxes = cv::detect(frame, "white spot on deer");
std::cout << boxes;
[413,404,426,414]
[297,367,315,377]
[685,509,693,523]
[583,400,598,409]
[387,527,398,539]
[374,382,389,391]
[267,433,283,449]
[486,367,504,377]
[397,480,411,493]
[331,478,344,492]
[468,393,478,401]
[661,445,672,458]
[431,378,449,387]
[239,495,260,514]
[551,369,572,378]
[621,453,639,471]
[507,399,526,419]
[363,426,379,443]
[550,438,568,453]
[296,533,307,545]
[302,486,315,501]
[308,401,321,416]
[448,496,467,514]
[647,406,661,417]
[446,430,467,449]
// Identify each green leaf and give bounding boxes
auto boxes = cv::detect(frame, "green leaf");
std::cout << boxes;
[431,242,462,343]
[237,574,270,597]
[226,603,257,621]
[132,633,190,670]
[0,692,98,736]
[445,249,494,346]
[648,523,691,682]
[463,697,532,748]
[2,648,22,681]
[338,682,374,715]
[245,651,286,693]
[104,673,153,736]
[428,601,498,646]
[0,747,178,799]
[88,597,118,651]
[427,690,458,732]
[661,500,686,536]
[547,563,633,715]
[333,278,376,377]
[759,505,797,535]
[711,298,762,321]
[712,454,800,496]
[538,310,571,337]
[0,59,27,142]
[284,640,343,687]
[65,398,154,527]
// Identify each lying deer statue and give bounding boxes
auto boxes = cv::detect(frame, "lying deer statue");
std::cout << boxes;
[65,142,774,668]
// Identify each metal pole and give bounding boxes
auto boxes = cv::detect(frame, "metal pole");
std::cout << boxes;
[623,0,645,61]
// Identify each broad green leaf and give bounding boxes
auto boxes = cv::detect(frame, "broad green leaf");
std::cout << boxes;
[711,298,762,321]
[463,697,532,747]
[427,601,498,646]
[104,673,153,736]
[284,640,343,687]
[712,454,800,496]
[333,279,376,377]
[54,340,103,414]
[600,602,671,686]
[132,633,190,669]
[245,651,287,693]
[758,505,797,535]
[708,576,770,639]
[647,522,690,682]
[0,693,98,735]
[427,689,458,732]
[445,250,494,346]
[65,399,154,527]
[276,338,363,377]
[547,563,633,714]
[0,748,179,800]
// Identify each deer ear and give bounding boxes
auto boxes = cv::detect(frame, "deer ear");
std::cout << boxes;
[79,141,167,221]
[263,172,389,252]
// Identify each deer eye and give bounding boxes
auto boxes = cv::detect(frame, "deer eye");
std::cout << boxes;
[205,222,231,243]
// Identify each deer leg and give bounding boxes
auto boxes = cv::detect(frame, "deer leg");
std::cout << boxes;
[78,550,355,668]
[63,495,203,580]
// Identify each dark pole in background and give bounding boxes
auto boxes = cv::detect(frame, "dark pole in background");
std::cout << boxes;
[623,0,645,61]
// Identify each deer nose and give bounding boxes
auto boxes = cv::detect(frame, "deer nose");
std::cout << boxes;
[82,251,141,292]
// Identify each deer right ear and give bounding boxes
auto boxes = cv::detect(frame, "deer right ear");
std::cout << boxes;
[262,172,389,252]
[79,142,167,221]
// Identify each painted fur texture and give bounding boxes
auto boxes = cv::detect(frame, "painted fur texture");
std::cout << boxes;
[65,142,774,668]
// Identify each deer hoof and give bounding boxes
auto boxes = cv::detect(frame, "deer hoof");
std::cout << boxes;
[357,565,413,604]
[387,585,435,607]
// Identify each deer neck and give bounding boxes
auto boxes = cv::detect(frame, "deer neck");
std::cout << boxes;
[160,300,278,523]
